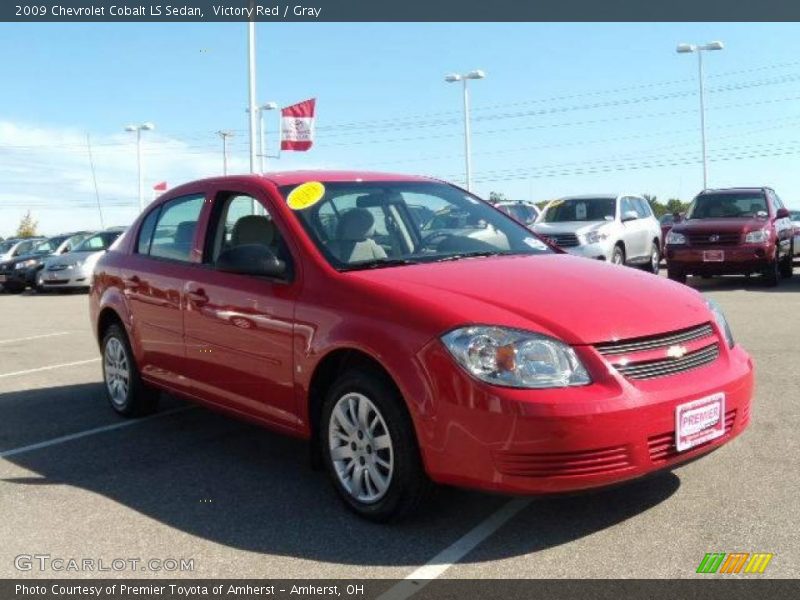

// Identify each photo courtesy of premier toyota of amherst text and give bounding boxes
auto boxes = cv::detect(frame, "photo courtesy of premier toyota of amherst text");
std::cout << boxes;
[0,2,798,600]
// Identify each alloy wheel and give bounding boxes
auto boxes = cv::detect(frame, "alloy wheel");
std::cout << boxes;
[328,392,394,504]
[104,337,130,407]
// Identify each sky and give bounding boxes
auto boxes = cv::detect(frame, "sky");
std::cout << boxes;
[2,21,800,238]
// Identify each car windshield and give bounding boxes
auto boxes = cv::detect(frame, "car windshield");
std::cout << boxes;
[659,214,674,225]
[687,193,768,219]
[34,237,67,254]
[282,180,552,270]
[74,231,120,252]
[542,198,616,223]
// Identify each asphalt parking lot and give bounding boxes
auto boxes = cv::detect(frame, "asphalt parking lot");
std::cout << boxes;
[1,271,798,580]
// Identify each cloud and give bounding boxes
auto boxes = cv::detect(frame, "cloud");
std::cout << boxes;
[0,120,336,238]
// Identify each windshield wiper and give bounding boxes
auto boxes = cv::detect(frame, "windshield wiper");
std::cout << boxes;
[340,258,422,271]
[432,251,509,263]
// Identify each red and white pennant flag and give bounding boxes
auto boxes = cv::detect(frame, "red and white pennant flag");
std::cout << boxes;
[280,98,316,152]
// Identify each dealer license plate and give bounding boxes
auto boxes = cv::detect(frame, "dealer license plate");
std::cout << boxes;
[703,250,724,262]
[675,392,725,452]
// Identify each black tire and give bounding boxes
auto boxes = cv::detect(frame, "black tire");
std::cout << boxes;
[643,241,660,274]
[762,257,780,287]
[3,282,25,294]
[101,323,159,417]
[610,244,625,266]
[667,267,687,284]
[779,244,793,279]
[320,368,432,522]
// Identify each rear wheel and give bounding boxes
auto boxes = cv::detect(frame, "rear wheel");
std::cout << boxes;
[667,267,687,284]
[102,324,159,417]
[644,241,660,274]
[321,368,432,522]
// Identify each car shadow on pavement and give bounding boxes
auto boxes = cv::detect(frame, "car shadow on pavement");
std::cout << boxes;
[682,271,800,293]
[0,382,680,567]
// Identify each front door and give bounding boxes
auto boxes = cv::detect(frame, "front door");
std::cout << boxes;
[182,188,300,432]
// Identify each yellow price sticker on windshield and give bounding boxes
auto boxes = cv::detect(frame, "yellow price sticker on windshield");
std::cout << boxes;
[287,181,325,210]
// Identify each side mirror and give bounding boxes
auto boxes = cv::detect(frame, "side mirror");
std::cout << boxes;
[776,207,790,219]
[621,210,638,223]
[216,244,287,279]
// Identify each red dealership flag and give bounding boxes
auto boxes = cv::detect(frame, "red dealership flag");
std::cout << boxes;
[280,98,316,151]
[153,181,167,191]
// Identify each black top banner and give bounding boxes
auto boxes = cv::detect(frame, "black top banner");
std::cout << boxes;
[3,0,800,22]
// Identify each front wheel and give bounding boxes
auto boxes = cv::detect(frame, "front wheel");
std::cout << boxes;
[763,257,780,287]
[102,324,159,417]
[779,243,793,279]
[610,244,625,266]
[321,369,432,522]
[644,241,660,274]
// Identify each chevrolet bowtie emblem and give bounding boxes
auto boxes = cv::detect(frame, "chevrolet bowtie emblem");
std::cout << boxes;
[709,234,720,242]
[666,344,688,359]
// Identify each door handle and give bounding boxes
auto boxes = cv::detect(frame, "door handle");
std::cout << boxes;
[186,289,209,306]
[123,275,141,290]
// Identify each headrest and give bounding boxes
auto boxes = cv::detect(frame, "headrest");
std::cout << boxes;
[336,208,375,241]
[232,215,276,246]
[175,221,196,245]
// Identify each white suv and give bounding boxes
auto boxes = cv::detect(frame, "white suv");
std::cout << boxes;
[533,194,662,273]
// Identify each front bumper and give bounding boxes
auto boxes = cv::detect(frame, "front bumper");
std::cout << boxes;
[563,241,613,261]
[416,340,753,494]
[666,244,774,275]
[39,265,92,289]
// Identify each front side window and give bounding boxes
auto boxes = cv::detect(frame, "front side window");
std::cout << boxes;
[147,195,205,262]
[206,193,291,277]
[543,198,616,223]
[633,198,651,218]
[687,193,768,219]
[282,181,551,270]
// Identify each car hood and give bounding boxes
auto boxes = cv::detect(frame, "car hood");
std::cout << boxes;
[347,254,710,345]
[533,221,610,236]
[672,217,768,234]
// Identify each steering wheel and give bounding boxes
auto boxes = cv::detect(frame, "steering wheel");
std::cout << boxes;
[419,231,457,250]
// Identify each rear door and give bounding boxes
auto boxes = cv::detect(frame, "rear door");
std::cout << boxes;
[181,184,300,432]
[120,192,207,394]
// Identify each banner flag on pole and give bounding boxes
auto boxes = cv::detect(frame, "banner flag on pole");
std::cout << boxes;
[152,181,168,191]
[280,98,316,151]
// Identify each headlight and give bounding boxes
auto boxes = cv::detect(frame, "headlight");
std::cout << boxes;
[705,298,734,349]
[745,229,769,243]
[14,259,38,270]
[582,230,608,245]
[441,326,591,389]
[666,231,686,245]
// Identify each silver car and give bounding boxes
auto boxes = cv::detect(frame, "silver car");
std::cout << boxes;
[533,194,662,273]
[39,229,125,291]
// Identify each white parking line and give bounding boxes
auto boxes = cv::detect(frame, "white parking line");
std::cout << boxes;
[0,331,74,345]
[0,407,194,459]
[0,358,100,380]
[378,498,531,600]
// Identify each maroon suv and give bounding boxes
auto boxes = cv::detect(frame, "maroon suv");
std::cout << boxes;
[665,187,794,286]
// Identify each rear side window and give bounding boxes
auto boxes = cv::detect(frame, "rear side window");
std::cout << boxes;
[148,194,205,262]
[137,209,160,255]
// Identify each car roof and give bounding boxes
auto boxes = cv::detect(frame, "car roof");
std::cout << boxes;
[169,171,436,191]
[698,187,770,195]
[557,194,622,201]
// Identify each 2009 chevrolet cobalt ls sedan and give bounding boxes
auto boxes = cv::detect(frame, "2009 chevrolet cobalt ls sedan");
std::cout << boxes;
[90,172,753,521]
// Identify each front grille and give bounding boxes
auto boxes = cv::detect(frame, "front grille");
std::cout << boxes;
[544,233,580,248]
[595,323,714,356]
[648,410,736,464]
[614,344,720,380]
[688,233,740,246]
[47,264,68,271]
[495,444,633,478]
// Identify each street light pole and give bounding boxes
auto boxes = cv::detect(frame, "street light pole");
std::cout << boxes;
[445,70,485,192]
[258,102,278,173]
[677,41,724,189]
[217,130,234,175]
[124,122,155,212]
[247,20,258,174]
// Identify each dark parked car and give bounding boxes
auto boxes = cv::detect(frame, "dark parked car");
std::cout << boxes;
[0,232,91,293]
[665,187,794,286]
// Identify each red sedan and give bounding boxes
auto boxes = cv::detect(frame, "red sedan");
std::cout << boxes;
[90,172,753,521]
